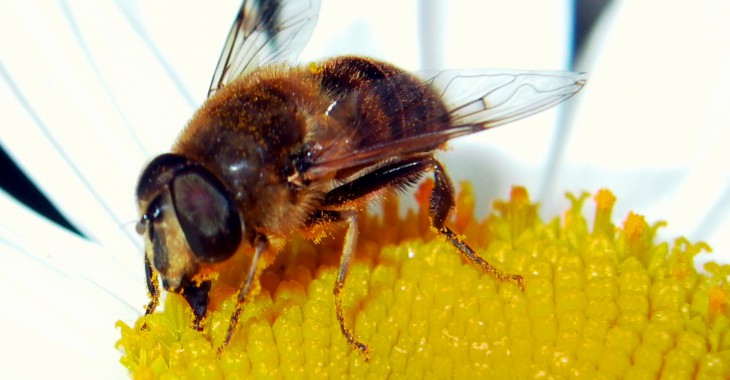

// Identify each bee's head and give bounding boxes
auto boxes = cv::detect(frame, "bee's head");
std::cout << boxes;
[135,153,243,292]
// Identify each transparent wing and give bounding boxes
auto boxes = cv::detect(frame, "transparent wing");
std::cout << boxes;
[431,69,587,129]
[308,69,587,177]
[208,0,320,97]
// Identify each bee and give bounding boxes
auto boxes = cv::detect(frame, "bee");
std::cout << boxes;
[135,0,585,356]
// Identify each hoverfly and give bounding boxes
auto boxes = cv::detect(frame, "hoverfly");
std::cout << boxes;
[135,0,585,357]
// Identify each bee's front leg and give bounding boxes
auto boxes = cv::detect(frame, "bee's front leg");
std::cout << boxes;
[221,237,267,351]
[144,256,160,316]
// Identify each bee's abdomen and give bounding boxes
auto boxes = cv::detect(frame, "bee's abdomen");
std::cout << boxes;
[315,56,449,151]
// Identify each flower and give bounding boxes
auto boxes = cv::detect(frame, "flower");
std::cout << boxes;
[117,183,730,378]
[1,1,728,378]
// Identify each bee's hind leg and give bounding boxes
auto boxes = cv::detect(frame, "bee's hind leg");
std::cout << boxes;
[428,159,524,290]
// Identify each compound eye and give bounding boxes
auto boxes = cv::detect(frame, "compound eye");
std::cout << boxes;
[170,167,242,262]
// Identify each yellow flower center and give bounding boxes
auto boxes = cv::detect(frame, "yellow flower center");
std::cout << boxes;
[117,183,730,379]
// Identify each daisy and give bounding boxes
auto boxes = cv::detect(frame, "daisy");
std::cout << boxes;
[1,1,727,378]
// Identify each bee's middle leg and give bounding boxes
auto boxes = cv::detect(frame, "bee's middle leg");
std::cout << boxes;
[318,157,429,358]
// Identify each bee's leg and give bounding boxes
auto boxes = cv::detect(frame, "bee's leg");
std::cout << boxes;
[221,237,267,350]
[181,279,212,330]
[304,210,370,356]
[318,158,428,358]
[306,209,371,357]
[144,256,160,316]
[142,256,160,331]
[333,210,372,357]
[429,160,524,290]
[323,158,427,206]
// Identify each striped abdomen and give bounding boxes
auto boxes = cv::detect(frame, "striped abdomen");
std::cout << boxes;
[314,56,451,152]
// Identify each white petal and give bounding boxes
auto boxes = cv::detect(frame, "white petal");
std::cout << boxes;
[0,190,143,378]
[0,1,195,252]
[553,1,730,263]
